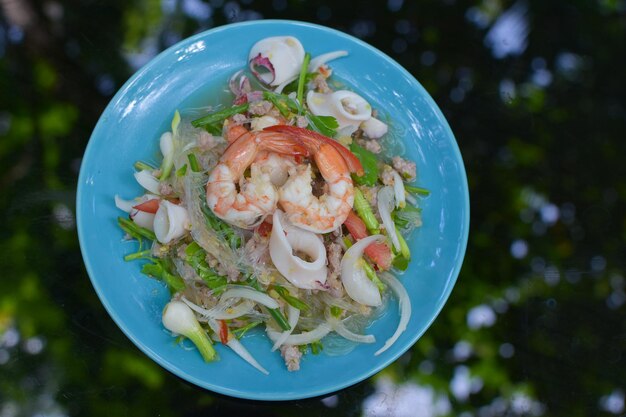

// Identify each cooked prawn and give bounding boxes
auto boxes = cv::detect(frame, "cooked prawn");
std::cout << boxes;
[206,131,308,229]
[275,132,361,234]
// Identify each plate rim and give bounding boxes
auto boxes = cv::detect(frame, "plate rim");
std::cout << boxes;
[76,19,470,401]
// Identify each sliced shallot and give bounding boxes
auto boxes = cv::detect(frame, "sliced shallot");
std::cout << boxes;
[266,322,331,346]
[219,287,279,310]
[182,297,254,320]
[391,170,406,209]
[134,169,160,195]
[375,273,411,356]
[377,186,401,251]
[208,319,269,375]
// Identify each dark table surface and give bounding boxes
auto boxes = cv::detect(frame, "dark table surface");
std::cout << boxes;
[1,1,625,416]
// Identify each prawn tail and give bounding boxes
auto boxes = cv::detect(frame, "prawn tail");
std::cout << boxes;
[263,125,364,176]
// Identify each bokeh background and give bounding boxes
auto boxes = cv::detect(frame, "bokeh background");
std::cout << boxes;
[1,0,625,416]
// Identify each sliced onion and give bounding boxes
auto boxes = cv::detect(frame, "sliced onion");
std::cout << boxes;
[326,314,375,344]
[130,210,155,231]
[266,322,331,346]
[391,170,406,209]
[115,195,136,213]
[154,200,189,244]
[269,210,327,289]
[219,287,279,310]
[308,50,348,72]
[375,273,411,356]
[271,305,300,351]
[377,186,401,251]
[208,320,269,375]
[341,235,384,306]
[405,193,417,206]
[181,297,254,320]
[134,170,160,194]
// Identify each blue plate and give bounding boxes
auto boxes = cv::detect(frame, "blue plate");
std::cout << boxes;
[77,20,469,401]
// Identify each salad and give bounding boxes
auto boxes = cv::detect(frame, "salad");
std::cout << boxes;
[115,36,428,373]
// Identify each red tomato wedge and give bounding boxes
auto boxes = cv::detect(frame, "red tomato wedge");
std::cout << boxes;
[132,199,160,214]
[344,211,392,270]
[263,125,364,176]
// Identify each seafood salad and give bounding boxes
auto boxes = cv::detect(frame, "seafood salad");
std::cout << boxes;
[115,36,428,373]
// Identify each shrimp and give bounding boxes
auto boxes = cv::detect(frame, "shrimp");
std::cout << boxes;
[253,151,297,187]
[206,131,308,229]
[275,131,361,234]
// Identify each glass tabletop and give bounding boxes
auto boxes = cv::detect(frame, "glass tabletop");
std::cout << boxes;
[1,1,625,416]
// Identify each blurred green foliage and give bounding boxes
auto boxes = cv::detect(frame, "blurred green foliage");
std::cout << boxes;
[1,0,625,416]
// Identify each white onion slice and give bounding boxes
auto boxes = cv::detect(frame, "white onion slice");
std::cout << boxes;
[326,315,376,344]
[208,320,269,375]
[271,305,300,351]
[308,50,348,72]
[266,322,331,346]
[341,235,384,306]
[115,195,136,213]
[269,210,327,289]
[153,200,189,244]
[375,273,411,356]
[181,297,254,320]
[391,170,406,209]
[220,287,279,310]
[134,170,160,195]
[378,186,401,251]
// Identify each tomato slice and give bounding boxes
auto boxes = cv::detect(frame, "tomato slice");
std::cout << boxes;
[132,199,160,214]
[344,211,392,270]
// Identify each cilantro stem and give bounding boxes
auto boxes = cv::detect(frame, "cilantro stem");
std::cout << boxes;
[296,52,311,112]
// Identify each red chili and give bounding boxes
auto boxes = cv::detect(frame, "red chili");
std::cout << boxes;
[218,320,229,345]
[132,199,160,214]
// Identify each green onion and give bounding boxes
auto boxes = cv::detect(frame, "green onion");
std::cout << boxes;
[123,250,153,262]
[187,153,201,172]
[349,143,379,186]
[343,236,353,248]
[117,217,156,241]
[354,188,380,233]
[200,197,242,249]
[310,340,323,355]
[395,226,410,259]
[330,306,342,318]
[404,185,430,196]
[263,91,300,117]
[296,52,311,111]
[171,110,181,133]
[361,259,386,292]
[191,103,249,128]
[273,285,310,312]
[268,308,291,331]
[141,260,185,293]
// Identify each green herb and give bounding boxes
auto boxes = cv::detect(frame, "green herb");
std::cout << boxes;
[273,285,310,312]
[354,188,380,233]
[281,72,318,94]
[134,161,155,171]
[187,153,202,172]
[307,114,338,137]
[184,242,227,291]
[141,259,185,293]
[296,52,311,111]
[392,255,409,271]
[263,91,300,117]
[330,306,342,318]
[232,321,262,339]
[395,226,410,259]
[404,185,431,196]
[200,198,242,249]
[118,216,156,241]
[310,340,323,355]
[191,103,249,128]
[349,142,379,186]
[203,123,222,136]
[342,236,353,248]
